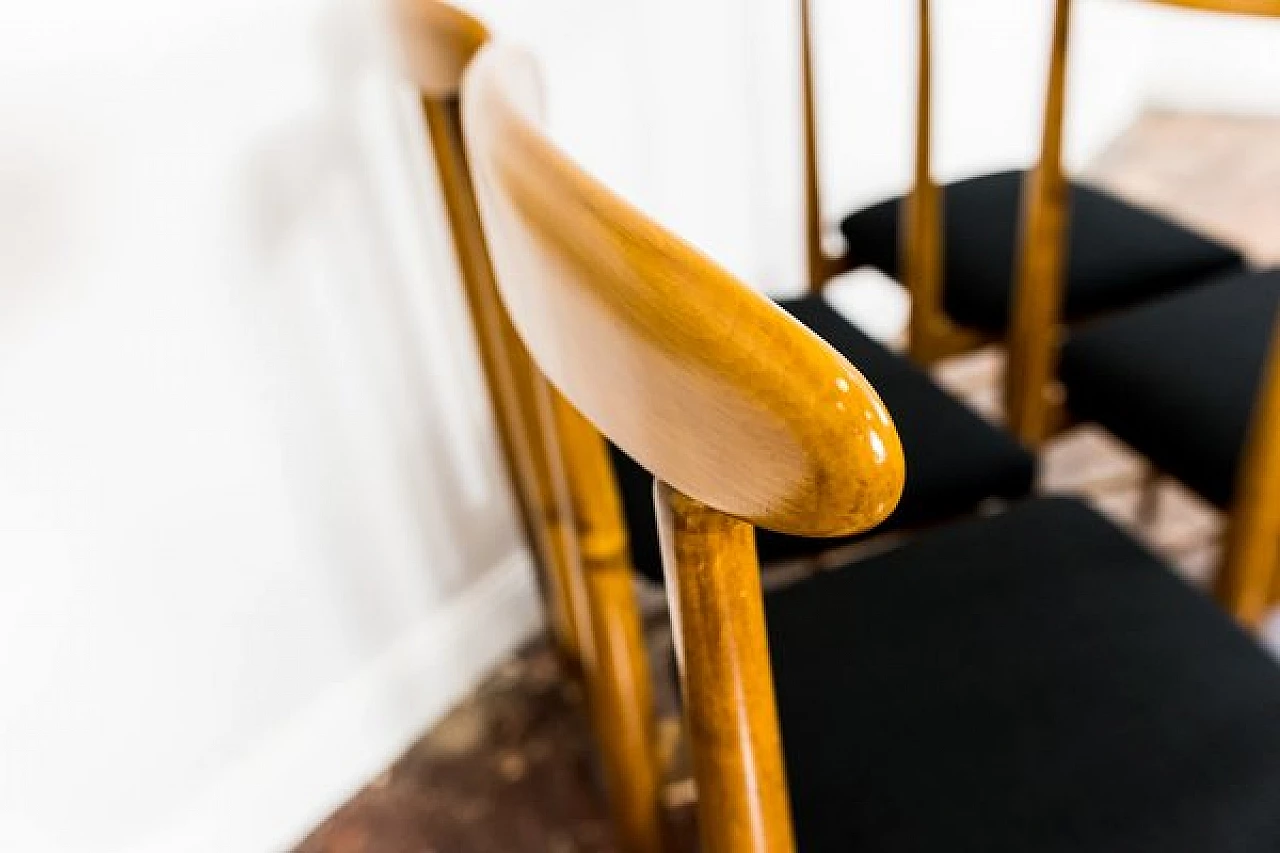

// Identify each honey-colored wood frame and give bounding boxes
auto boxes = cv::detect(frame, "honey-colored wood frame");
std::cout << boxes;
[398,4,664,850]
[798,0,1001,363]
[462,41,904,852]
[1005,0,1073,445]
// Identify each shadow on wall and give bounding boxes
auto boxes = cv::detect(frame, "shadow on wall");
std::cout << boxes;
[239,0,522,628]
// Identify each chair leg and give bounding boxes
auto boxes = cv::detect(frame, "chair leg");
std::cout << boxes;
[656,482,796,853]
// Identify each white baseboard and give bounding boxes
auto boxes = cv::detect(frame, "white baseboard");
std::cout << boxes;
[133,548,542,853]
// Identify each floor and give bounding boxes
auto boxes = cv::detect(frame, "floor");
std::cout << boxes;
[294,111,1280,853]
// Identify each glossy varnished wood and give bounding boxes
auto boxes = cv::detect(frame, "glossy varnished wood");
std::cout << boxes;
[655,484,796,853]
[463,46,904,539]
[463,41,904,853]
[1005,0,1072,446]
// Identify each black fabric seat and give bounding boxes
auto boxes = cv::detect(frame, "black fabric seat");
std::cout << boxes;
[766,496,1280,852]
[612,294,1035,583]
[1060,269,1280,509]
[839,170,1245,333]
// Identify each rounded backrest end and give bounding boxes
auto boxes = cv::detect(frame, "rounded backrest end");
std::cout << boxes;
[462,42,904,538]
[396,0,491,97]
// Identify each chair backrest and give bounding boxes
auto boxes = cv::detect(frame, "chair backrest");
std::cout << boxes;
[396,0,586,664]
[399,6,670,850]
[463,40,905,853]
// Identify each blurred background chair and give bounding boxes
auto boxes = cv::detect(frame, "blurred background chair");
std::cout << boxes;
[827,0,1244,435]
[463,40,1280,852]
[1006,0,1280,626]
[1060,267,1280,624]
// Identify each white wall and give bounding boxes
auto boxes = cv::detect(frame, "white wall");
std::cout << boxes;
[1140,4,1280,116]
[0,0,540,851]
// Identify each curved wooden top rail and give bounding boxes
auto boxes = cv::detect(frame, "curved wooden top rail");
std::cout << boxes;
[461,43,904,538]
[1143,0,1280,16]
[396,0,490,97]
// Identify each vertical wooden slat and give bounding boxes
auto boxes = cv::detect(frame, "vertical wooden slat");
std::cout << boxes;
[799,0,841,291]
[902,0,946,364]
[544,386,664,853]
[1005,0,1072,446]
[656,482,796,853]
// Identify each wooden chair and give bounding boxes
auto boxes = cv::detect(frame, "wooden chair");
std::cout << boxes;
[397,6,1032,848]
[819,0,1245,438]
[1013,0,1280,626]
[402,3,1039,602]
[398,4,665,850]
[465,38,1280,853]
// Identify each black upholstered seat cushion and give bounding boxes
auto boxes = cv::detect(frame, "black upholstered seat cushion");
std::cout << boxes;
[1060,269,1280,509]
[766,497,1280,852]
[839,170,1245,333]
[612,294,1035,583]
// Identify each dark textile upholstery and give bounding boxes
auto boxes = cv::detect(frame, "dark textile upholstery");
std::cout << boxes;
[1060,269,1280,509]
[839,170,1244,333]
[766,497,1280,852]
[612,295,1035,583]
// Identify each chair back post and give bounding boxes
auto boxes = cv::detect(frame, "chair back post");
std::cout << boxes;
[1005,0,1072,446]
[655,483,796,853]
[902,0,987,364]
[542,382,666,853]
[902,0,945,362]
[799,0,845,291]
[463,41,904,853]
[1219,314,1280,624]
[399,1,591,663]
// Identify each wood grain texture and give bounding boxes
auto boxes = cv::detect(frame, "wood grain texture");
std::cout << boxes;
[463,43,905,540]
[1005,0,1072,447]
[655,483,796,853]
